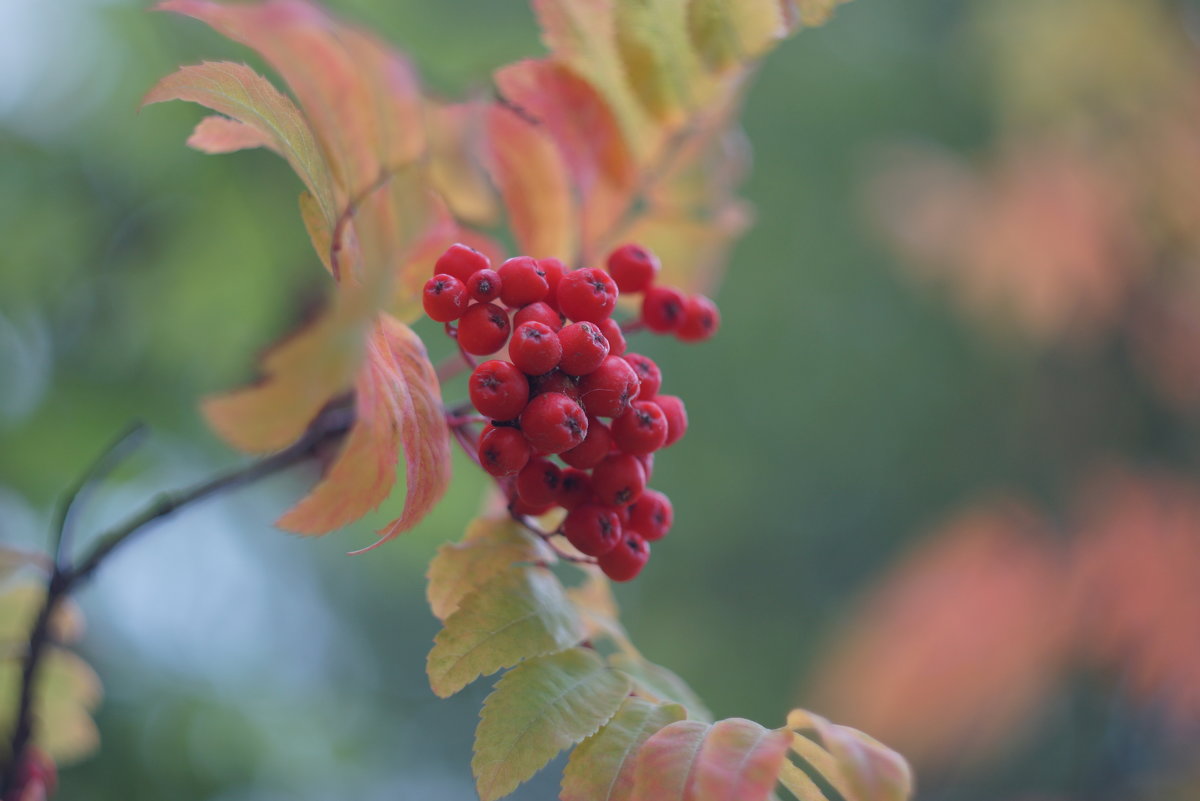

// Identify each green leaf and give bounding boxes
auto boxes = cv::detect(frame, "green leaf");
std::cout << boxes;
[473,647,631,801]
[610,653,712,722]
[427,517,557,622]
[561,696,687,801]
[427,566,584,698]
[629,718,793,801]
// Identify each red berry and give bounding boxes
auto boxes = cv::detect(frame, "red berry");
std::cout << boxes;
[677,294,720,341]
[435,243,490,283]
[558,322,610,376]
[469,360,529,420]
[638,451,655,480]
[611,400,668,454]
[457,302,511,355]
[563,504,622,556]
[538,257,568,311]
[579,356,640,418]
[557,268,618,323]
[560,416,612,469]
[478,426,530,476]
[423,274,469,322]
[629,489,673,541]
[622,353,662,400]
[598,317,626,356]
[606,243,660,293]
[498,256,549,307]
[511,497,556,517]
[467,269,503,303]
[654,394,688,446]
[516,458,562,508]
[530,369,582,402]
[592,452,646,506]
[557,468,593,509]
[514,301,563,331]
[520,392,588,454]
[641,286,686,333]
[598,533,650,581]
[510,321,563,376]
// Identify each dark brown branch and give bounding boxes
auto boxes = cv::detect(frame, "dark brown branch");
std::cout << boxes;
[1,408,352,796]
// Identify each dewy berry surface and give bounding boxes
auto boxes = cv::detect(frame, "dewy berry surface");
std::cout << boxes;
[424,241,720,581]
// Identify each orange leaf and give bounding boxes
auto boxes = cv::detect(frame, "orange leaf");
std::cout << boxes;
[629,718,792,801]
[486,104,578,261]
[273,314,450,543]
[187,115,275,153]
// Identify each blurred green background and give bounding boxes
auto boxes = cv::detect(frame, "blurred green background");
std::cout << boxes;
[3,1,1198,799]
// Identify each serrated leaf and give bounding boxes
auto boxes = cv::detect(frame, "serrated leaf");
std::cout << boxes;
[630,718,792,801]
[614,0,701,124]
[786,710,913,801]
[686,0,787,70]
[473,647,631,801]
[610,653,712,722]
[561,696,687,801]
[428,566,584,698]
[143,60,337,227]
[567,569,640,657]
[427,102,499,227]
[427,517,557,622]
[187,115,275,154]
[276,315,450,544]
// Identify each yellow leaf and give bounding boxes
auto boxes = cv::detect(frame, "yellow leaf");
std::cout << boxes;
[562,696,687,801]
[472,647,630,801]
[786,710,914,801]
[610,653,711,722]
[427,566,583,698]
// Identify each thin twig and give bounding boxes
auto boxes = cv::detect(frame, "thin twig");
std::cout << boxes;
[0,408,352,796]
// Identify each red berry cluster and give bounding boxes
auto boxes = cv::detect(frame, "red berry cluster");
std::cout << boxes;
[423,243,718,582]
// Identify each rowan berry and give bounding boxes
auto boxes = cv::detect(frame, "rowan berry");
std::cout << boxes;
[516,458,562,508]
[622,353,662,400]
[606,243,660,293]
[558,322,610,376]
[560,416,612,469]
[557,468,593,509]
[423,274,469,322]
[478,426,530,477]
[563,504,622,556]
[457,302,511,355]
[466,269,502,303]
[612,400,668,455]
[629,489,673,541]
[677,294,720,342]
[592,452,646,506]
[641,286,686,333]
[537,257,568,311]
[638,451,655,480]
[520,392,588,454]
[511,497,556,517]
[469,360,529,421]
[514,301,563,331]
[557,268,618,323]
[509,322,563,376]
[498,256,549,307]
[598,317,626,356]
[435,243,490,283]
[530,369,582,402]
[579,356,640,418]
[598,533,650,581]
[654,394,688,447]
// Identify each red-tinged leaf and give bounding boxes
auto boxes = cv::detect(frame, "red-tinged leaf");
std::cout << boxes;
[0,649,102,765]
[691,719,793,801]
[629,719,709,800]
[486,104,578,260]
[274,315,449,540]
[495,60,635,259]
[561,697,687,801]
[786,711,913,801]
[427,517,557,622]
[187,114,275,154]
[142,60,337,224]
[158,0,424,199]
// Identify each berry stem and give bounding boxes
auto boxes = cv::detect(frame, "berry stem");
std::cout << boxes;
[619,319,645,335]
[508,509,598,565]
